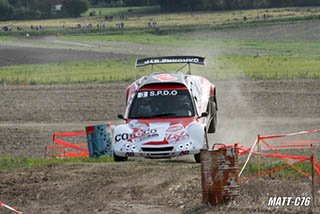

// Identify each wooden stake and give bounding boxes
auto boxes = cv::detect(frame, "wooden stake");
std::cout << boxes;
[311,154,315,208]
[44,146,47,159]
[258,135,261,179]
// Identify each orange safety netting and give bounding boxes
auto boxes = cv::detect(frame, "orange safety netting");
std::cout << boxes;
[237,130,320,182]
[46,132,89,158]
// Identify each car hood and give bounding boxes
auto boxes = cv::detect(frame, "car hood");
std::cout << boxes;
[124,117,198,145]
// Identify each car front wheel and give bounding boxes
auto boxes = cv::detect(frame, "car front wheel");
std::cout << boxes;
[208,101,217,133]
[113,152,128,162]
[194,132,208,163]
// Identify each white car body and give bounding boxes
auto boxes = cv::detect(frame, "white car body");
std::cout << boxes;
[113,56,217,162]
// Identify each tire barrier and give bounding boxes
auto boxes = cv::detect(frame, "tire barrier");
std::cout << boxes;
[0,201,23,214]
[237,129,320,182]
[46,131,89,158]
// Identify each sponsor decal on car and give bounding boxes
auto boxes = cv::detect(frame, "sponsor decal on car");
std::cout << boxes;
[116,122,192,145]
[137,90,178,98]
[128,120,148,130]
[132,132,159,143]
[115,129,158,142]
[166,124,184,132]
[165,123,190,143]
[166,131,190,143]
[153,74,178,82]
[144,57,200,65]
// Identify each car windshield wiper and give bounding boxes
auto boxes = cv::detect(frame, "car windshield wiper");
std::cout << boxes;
[151,113,177,118]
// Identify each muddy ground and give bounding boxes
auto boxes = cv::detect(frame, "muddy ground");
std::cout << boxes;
[1,20,320,213]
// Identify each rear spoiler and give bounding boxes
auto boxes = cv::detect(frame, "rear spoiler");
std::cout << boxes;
[136,56,205,67]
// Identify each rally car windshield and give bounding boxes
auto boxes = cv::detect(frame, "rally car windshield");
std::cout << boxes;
[128,89,195,118]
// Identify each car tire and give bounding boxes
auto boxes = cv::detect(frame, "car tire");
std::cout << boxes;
[113,152,128,162]
[194,132,208,163]
[208,101,217,133]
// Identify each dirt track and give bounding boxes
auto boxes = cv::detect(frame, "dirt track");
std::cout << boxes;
[0,79,320,159]
[0,79,320,214]
[0,45,130,66]
[1,20,320,213]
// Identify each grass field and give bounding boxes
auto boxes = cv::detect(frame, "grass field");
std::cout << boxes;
[0,156,113,171]
[0,155,311,181]
[243,161,313,180]
[0,6,320,32]
[0,57,137,84]
[0,36,15,40]
[0,54,319,85]
[82,6,160,17]
[1,6,320,84]
[60,33,320,54]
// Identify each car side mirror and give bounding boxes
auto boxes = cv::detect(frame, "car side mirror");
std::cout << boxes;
[117,114,125,120]
[200,112,208,118]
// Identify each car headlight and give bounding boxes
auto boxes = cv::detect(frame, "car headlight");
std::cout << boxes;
[185,142,190,149]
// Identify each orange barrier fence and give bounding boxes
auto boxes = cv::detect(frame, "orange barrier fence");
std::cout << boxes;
[45,131,89,158]
[237,129,320,182]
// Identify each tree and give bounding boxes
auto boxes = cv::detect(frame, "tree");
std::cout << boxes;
[252,0,269,8]
[123,0,158,6]
[0,0,13,20]
[8,0,26,7]
[62,0,89,17]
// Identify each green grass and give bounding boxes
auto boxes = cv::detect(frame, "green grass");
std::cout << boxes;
[0,57,139,84]
[1,54,319,85]
[60,33,171,44]
[0,156,113,171]
[82,6,161,17]
[60,32,320,54]
[0,155,312,180]
[0,36,15,41]
[1,6,320,83]
[242,161,312,180]
[211,54,320,79]
[0,6,320,36]
[229,39,320,54]
[186,54,320,80]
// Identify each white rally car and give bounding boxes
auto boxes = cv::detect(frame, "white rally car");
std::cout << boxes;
[113,56,217,163]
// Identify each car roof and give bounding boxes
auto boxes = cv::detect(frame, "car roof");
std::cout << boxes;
[137,72,188,91]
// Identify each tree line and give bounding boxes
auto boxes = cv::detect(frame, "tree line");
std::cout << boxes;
[0,0,159,21]
[89,0,320,10]
[158,0,320,12]
[1,0,320,21]
[0,0,89,21]
[89,0,158,7]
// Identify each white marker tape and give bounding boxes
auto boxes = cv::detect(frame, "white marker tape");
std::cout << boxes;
[0,201,23,214]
